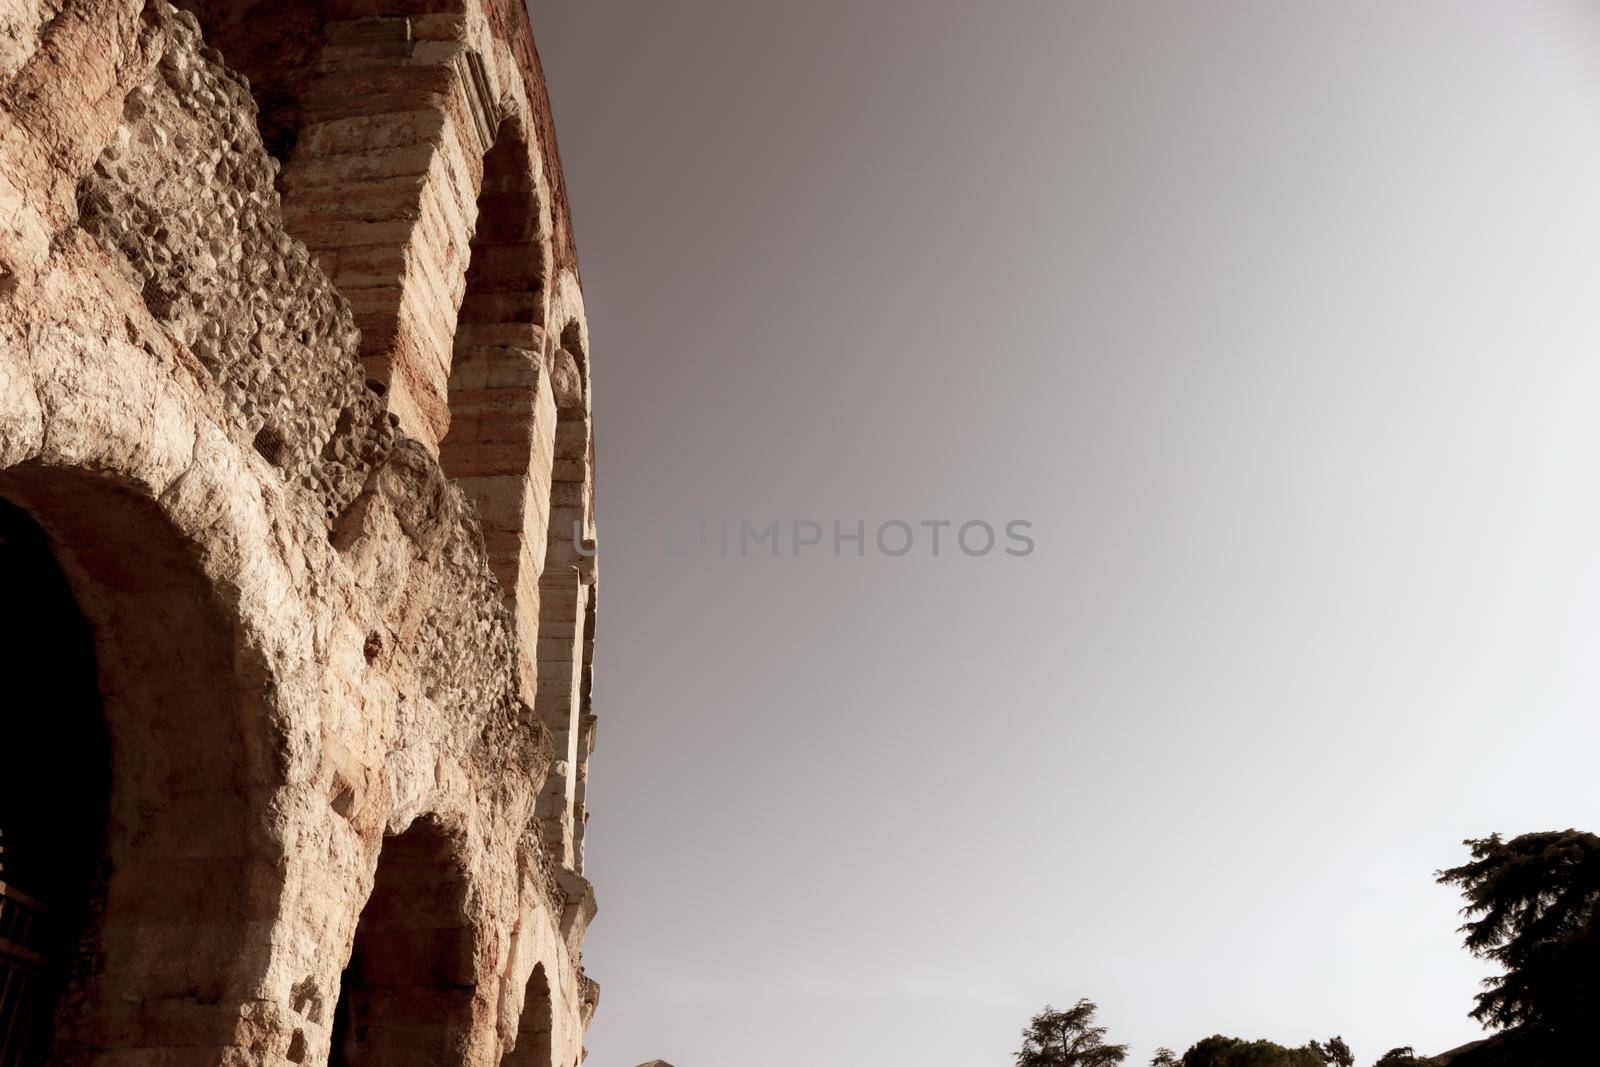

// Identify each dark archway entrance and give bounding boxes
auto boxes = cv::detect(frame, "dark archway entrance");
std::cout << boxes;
[0,499,111,1066]
[501,963,552,1067]
[331,817,477,1066]
[0,464,281,1062]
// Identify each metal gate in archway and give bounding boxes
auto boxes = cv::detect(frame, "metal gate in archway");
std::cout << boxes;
[0,859,52,1067]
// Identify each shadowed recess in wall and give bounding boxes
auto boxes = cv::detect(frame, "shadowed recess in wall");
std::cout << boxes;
[330,817,478,1066]
[0,499,108,1067]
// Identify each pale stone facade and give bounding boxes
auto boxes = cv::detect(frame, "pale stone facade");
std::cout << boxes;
[0,1,598,1064]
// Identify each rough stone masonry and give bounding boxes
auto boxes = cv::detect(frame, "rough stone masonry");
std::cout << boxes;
[0,1,598,1064]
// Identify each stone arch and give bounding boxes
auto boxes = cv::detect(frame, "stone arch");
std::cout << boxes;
[457,115,550,340]
[330,815,481,1066]
[439,111,553,635]
[0,464,282,1063]
[173,1,471,163]
[269,2,532,452]
[172,0,561,457]
[500,962,553,1067]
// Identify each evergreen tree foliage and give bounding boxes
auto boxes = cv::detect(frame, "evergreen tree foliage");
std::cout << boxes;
[1015,1000,1130,1067]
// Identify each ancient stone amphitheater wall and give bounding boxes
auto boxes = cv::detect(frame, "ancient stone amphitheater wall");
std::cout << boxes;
[0,1,597,1063]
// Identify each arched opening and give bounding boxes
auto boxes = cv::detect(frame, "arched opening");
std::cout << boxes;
[458,117,548,343]
[440,114,551,615]
[0,500,109,1066]
[0,467,275,1061]
[544,321,590,569]
[172,0,502,451]
[172,0,470,163]
[501,963,552,1067]
[271,2,503,449]
[331,817,477,1066]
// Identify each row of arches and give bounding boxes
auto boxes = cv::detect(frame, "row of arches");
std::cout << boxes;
[170,0,598,868]
[0,487,564,1064]
[2,0,595,1061]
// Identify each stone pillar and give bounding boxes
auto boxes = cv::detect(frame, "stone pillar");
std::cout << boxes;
[440,335,556,689]
[535,571,585,867]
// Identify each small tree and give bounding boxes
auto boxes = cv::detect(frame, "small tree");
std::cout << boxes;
[1371,1048,1430,1067]
[1015,1000,1130,1067]
[1310,1036,1354,1067]
[1151,1049,1182,1067]
[1178,1035,1324,1067]
[1436,830,1600,1032]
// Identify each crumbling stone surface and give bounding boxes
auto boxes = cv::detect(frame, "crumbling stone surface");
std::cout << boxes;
[0,1,598,1064]
[77,10,392,524]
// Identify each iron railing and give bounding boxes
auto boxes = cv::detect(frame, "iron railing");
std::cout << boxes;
[0,880,49,1067]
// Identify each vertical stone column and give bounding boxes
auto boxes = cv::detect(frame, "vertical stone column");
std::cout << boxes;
[571,593,597,873]
[439,337,555,681]
[572,711,596,873]
[535,570,585,867]
[531,321,592,870]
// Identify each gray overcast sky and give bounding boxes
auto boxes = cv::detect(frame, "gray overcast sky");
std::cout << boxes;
[529,3,1600,1064]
